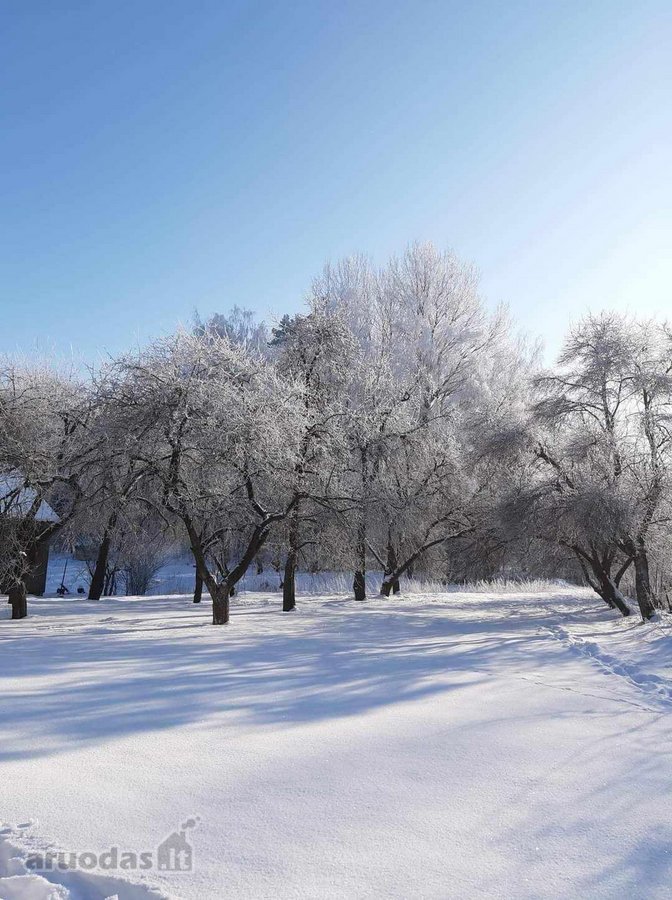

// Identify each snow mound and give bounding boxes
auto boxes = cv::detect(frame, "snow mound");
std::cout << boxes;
[0,873,70,900]
[0,825,166,900]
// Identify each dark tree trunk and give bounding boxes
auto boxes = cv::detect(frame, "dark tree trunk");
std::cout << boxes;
[572,545,631,617]
[615,538,655,621]
[212,586,230,625]
[103,568,117,596]
[633,546,656,621]
[573,553,610,607]
[613,555,633,587]
[378,529,475,601]
[9,582,28,620]
[381,538,400,597]
[283,505,299,612]
[353,446,368,601]
[88,530,113,600]
[379,581,402,596]
[183,496,294,624]
[193,570,203,604]
[283,550,296,612]
[598,573,631,617]
[6,525,61,619]
[353,513,367,601]
[88,511,118,601]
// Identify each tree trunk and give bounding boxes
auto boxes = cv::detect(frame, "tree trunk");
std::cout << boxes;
[381,537,400,597]
[193,570,203,604]
[616,539,655,621]
[103,568,117,596]
[283,550,296,612]
[283,505,299,611]
[212,586,230,625]
[88,530,113,600]
[598,574,631,617]
[353,570,366,601]
[633,546,656,621]
[613,555,633,587]
[9,582,28,620]
[353,513,367,601]
[572,546,631,617]
[88,512,118,601]
[353,446,368,601]
[378,528,475,600]
[380,576,401,596]
[183,508,281,624]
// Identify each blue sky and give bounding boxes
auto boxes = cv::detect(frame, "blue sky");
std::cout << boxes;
[1,0,670,362]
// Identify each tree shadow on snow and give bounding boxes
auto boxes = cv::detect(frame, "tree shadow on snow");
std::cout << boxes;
[0,593,658,762]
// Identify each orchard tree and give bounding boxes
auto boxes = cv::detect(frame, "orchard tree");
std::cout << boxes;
[269,310,352,610]
[309,242,509,598]
[530,314,672,619]
[0,359,100,618]
[103,329,305,624]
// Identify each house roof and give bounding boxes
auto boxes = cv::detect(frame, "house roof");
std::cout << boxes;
[0,472,60,523]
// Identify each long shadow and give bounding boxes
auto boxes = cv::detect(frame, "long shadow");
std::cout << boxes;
[0,593,616,762]
[484,721,672,896]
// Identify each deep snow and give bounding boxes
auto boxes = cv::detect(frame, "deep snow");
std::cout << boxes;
[1,587,672,899]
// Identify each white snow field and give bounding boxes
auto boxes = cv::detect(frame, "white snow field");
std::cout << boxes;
[2,587,672,900]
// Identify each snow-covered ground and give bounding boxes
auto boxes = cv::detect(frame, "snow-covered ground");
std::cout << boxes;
[2,587,672,899]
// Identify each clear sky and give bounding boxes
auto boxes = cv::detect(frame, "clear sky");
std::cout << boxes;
[1,0,670,362]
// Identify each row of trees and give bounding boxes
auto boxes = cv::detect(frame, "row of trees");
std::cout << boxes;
[1,243,670,623]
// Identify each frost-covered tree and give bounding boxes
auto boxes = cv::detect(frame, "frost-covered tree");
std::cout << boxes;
[0,360,100,618]
[102,329,305,624]
[194,306,270,356]
[308,253,403,599]
[528,314,672,620]
[269,309,352,610]
[308,243,511,598]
